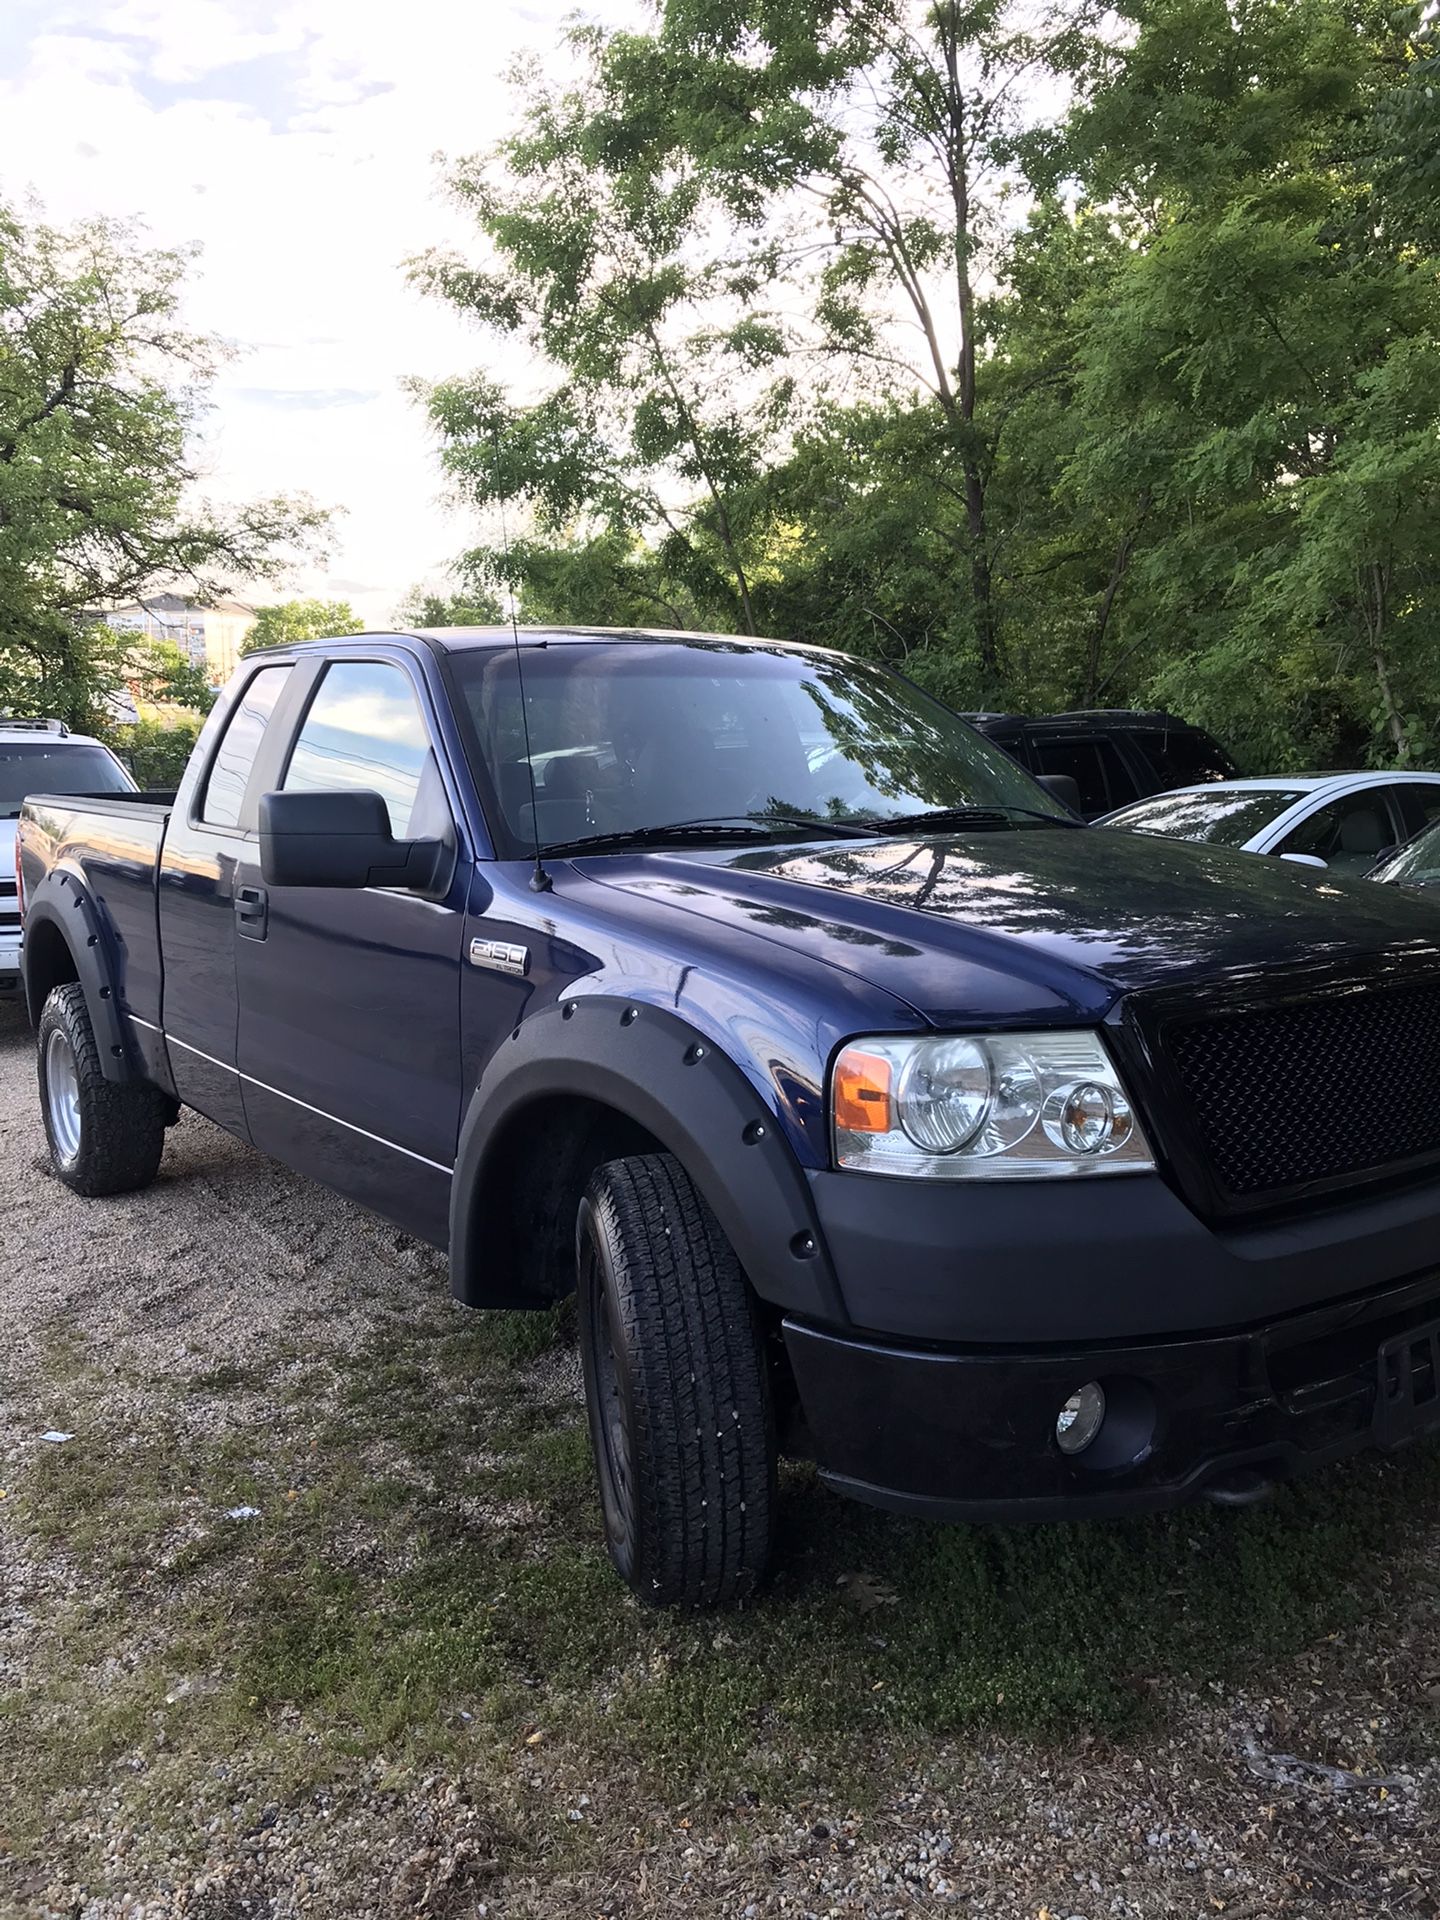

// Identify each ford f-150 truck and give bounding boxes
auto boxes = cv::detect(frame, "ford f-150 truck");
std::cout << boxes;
[18,628,1440,1608]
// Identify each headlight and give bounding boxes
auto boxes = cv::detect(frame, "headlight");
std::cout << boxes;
[832,1031,1155,1179]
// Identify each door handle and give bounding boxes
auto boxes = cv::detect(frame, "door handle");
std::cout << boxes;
[235,883,269,938]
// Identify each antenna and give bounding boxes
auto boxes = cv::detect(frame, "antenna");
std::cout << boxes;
[494,449,552,894]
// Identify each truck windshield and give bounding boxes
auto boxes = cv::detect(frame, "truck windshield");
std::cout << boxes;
[0,742,133,817]
[447,638,1071,857]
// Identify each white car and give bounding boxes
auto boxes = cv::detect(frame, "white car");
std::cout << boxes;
[1,719,136,997]
[1099,771,1440,879]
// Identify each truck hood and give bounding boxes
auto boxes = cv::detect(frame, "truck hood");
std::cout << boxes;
[579,827,1440,1025]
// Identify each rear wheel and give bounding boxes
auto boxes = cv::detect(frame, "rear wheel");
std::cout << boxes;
[37,983,169,1196]
[577,1152,776,1609]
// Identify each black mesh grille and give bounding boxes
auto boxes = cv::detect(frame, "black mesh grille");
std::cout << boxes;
[1164,982,1440,1197]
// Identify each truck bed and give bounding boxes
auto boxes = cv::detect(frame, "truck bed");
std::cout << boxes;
[18,791,175,1030]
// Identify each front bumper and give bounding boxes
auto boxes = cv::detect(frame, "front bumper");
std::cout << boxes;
[0,934,20,997]
[784,1271,1440,1520]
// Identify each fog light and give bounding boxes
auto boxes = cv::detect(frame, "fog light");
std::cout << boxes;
[1056,1380,1106,1455]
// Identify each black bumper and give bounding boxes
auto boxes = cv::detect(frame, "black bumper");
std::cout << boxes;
[783,1271,1440,1521]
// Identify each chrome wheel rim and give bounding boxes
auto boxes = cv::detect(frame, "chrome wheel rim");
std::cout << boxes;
[45,1028,82,1165]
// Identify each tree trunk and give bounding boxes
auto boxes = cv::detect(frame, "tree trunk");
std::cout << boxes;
[642,320,756,635]
[1363,564,1410,763]
[939,4,998,686]
[1082,496,1151,703]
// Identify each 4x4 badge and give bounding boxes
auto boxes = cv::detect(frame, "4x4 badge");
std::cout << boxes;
[468,937,529,977]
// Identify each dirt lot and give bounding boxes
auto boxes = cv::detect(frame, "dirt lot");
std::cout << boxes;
[3,995,1440,1920]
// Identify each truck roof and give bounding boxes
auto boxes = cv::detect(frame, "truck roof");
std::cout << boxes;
[252,625,831,658]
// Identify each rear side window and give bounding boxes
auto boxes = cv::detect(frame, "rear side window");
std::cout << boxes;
[1032,737,1139,813]
[1130,728,1235,788]
[201,666,292,829]
[282,660,433,838]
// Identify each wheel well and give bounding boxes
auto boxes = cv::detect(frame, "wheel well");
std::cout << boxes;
[461,1089,802,1440]
[475,1094,665,1307]
[23,917,79,1025]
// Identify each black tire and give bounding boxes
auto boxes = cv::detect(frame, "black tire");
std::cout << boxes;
[37,983,169,1196]
[577,1152,777,1609]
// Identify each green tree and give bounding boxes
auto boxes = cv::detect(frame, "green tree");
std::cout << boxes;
[129,637,218,713]
[1044,0,1440,764]
[393,584,505,627]
[409,25,822,636]
[413,0,1440,768]
[0,199,327,730]
[116,711,206,787]
[241,598,363,655]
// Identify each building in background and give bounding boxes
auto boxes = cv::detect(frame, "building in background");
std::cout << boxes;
[98,595,257,685]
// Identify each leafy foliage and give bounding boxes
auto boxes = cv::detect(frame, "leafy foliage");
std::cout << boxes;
[0,200,328,730]
[241,599,363,655]
[129,638,218,714]
[392,584,505,627]
[416,0,1440,770]
[116,711,207,789]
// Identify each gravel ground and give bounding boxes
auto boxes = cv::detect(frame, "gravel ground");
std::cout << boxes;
[3,994,1439,1919]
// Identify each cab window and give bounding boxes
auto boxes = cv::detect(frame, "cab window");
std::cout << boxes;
[200,666,292,829]
[282,661,443,840]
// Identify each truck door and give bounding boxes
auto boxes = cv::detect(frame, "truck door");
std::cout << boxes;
[158,662,297,1136]
[233,653,468,1245]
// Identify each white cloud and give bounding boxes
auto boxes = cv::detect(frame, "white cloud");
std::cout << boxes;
[0,0,639,629]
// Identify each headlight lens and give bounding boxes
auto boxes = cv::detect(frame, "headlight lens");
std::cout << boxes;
[832,1030,1154,1180]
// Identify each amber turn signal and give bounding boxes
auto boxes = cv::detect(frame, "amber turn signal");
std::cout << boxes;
[833,1048,893,1133]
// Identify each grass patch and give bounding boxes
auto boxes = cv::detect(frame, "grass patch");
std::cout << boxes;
[7,1300,1440,1869]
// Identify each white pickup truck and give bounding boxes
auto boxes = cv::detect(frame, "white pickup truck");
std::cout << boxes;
[1,718,135,997]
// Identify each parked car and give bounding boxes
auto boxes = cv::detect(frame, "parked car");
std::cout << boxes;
[1099,771,1440,878]
[1369,816,1440,894]
[960,709,1236,818]
[1,718,135,997]
[18,629,1440,1606]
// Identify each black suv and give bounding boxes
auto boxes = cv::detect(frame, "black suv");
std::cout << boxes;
[960,710,1236,818]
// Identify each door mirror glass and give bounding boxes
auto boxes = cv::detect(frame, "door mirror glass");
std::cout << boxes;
[258,788,448,891]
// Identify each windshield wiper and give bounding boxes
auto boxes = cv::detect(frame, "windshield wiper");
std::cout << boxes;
[543,814,884,858]
[864,804,1085,834]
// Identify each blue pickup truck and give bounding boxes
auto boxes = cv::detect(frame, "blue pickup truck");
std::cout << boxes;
[17,628,1440,1606]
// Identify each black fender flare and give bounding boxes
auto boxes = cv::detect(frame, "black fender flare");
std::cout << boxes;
[21,870,135,1082]
[449,996,847,1324]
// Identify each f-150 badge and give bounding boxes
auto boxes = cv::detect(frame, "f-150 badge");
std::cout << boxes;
[468,937,529,977]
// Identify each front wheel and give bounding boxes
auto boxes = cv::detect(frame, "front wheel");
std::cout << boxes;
[577,1152,777,1609]
[37,983,169,1196]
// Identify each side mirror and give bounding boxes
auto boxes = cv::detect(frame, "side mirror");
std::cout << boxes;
[259,788,448,891]
[1036,772,1084,814]
[1279,852,1328,870]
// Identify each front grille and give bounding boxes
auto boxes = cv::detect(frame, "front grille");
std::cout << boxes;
[1163,981,1440,1198]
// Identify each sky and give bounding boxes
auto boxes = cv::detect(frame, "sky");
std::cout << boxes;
[0,0,632,627]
